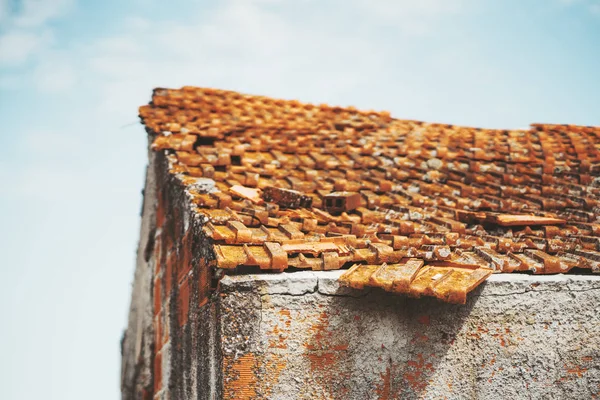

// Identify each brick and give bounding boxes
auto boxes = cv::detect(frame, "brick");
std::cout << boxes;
[177,277,191,327]
[154,350,163,394]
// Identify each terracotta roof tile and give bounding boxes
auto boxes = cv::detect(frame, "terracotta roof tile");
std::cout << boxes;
[140,86,600,304]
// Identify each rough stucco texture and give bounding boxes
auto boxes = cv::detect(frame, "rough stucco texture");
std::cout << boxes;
[219,271,600,399]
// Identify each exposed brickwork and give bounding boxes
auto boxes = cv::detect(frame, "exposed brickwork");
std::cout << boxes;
[147,153,218,399]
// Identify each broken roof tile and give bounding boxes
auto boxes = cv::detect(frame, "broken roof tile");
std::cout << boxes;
[262,186,313,209]
[229,185,263,204]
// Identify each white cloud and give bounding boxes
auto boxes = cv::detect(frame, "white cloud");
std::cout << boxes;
[558,0,600,14]
[3,0,470,93]
[0,0,73,68]
[33,53,78,92]
[355,0,466,19]
[74,1,361,118]
[0,0,10,24]
[348,0,468,34]
[0,30,53,66]
[13,0,74,28]
[121,15,151,31]
[0,73,23,89]
[21,130,83,153]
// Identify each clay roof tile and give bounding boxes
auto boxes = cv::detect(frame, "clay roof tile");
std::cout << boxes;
[140,86,600,304]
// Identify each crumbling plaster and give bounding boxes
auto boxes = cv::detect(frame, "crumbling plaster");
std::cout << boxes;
[219,271,600,399]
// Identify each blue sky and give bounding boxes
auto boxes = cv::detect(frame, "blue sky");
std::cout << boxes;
[0,1,598,399]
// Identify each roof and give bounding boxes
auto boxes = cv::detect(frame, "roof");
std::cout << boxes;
[139,86,600,304]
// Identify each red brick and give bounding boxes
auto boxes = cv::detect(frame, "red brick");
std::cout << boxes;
[162,301,170,345]
[197,259,210,307]
[177,229,194,285]
[154,314,162,353]
[154,350,162,393]
[165,251,175,293]
[178,277,191,327]
[154,236,162,277]
[153,278,161,316]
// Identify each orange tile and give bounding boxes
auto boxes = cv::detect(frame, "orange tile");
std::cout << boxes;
[139,86,600,304]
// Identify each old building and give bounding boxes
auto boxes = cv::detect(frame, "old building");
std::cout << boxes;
[122,86,600,399]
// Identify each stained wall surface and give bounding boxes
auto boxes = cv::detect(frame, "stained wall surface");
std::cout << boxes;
[219,271,600,400]
[122,148,221,400]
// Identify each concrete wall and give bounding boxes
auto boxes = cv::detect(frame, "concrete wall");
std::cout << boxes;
[219,271,600,399]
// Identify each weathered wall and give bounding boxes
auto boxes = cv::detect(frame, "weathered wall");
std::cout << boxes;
[122,143,159,400]
[219,271,600,399]
[122,146,220,400]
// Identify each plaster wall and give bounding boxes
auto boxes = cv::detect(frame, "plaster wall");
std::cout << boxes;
[219,271,600,399]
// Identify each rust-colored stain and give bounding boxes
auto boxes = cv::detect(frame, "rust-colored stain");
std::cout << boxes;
[491,327,513,347]
[332,344,349,351]
[307,352,337,369]
[303,309,352,397]
[267,309,293,350]
[375,366,392,400]
[262,355,287,398]
[410,333,430,345]
[403,353,435,392]
[565,363,589,378]
[466,325,490,340]
[278,309,292,328]
[140,86,600,304]
[268,324,288,349]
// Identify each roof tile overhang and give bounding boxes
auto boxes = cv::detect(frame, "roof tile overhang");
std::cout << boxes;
[139,86,600,304]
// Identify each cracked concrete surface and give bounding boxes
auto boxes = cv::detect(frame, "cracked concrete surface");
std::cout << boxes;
[219,271,600,399]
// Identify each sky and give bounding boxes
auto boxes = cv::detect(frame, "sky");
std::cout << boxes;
[0,0,598,399]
